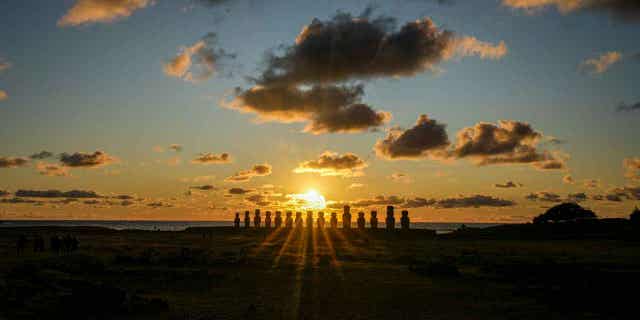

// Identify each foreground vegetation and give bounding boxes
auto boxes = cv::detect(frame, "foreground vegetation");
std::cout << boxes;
[1,223,639,319]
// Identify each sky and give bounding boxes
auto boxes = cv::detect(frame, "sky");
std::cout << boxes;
[1,0,639,222]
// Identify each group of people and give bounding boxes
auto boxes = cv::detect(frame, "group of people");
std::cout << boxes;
[233,205,410,230]
[16,234,79,256]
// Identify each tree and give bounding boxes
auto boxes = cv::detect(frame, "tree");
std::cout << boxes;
[533,202,597,224]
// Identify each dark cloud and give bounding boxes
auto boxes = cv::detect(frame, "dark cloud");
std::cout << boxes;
[15,189,101,198]
[494,181,521,188]
[168,144,183,152]
[435,195,516,208]
[225,164,272,182]
[617,101,640,112]
[294,151,367,177]
[192,152,231,164]
[229,84,390,134]
[567,192,588,202]
[190,185,217,191]
[1,197,42,204]
[246,194,270,206]
[29,151,54,159]
[404,197,436,208]
[352,195,406,207]
[0,156,29,168]
[503,0,640,22]
[0,190,10,197]
[147,202,172,208]
[59,151,115,168]
[228,187,252,195]
[452,120,566,170]
[36,162,70,177]
[374,114,450,160]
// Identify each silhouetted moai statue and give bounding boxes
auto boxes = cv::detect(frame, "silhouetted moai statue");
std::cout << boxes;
[254,209,261,228]
[275,211,283,228]
[244,211,251,228]
[265,211,272,228]
[306,211,314,228]
[295,212,303,228]
[317,211,325,228]
[285,211,293,228]
[330,212,338,229]
[342,205,352,229]
[357,212,366,229]
[401,210,410,230]
[234,212,241,229]
[370,211,378,229]
[386,206,395,231]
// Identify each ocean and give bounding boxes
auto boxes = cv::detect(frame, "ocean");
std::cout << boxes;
[0,220,501,234]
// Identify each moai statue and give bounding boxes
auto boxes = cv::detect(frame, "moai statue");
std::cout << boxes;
[342,205,352,229]
[330,212,338,229]
[401,210,410,230]
[295,212,303,228]
[317,211,325,228]
[265,211,272,228]
[386,206,395,231]
[244,211,251,228]
[357,212,366,230]
[254,209,262,228]
[234,212,241,229]
[285,211,293,228]
[306,211,314,228]
[370,211,378,230]
[275,211,283,228]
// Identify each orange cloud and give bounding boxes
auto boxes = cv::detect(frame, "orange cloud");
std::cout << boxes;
[580,51,622,74]
[58,0,152,27]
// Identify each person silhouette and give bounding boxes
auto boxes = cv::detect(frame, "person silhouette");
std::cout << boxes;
[317,211,325,228]
[254,209,261,228]
[357,212,366,230]
[386,206,395,231]
[285,211,293,228]
[295,212,303,228]
[306,211,314,229]
[234,212,241,229]
[342,205,352,229]
[265,211,272,228]
[244,211,251,228]
[401,210,410,230]
[275,211,283,228]
[370,211,378,230]
[330,212,338,229]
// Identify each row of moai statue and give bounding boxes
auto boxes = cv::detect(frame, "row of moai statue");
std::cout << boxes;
[233,205,410,230]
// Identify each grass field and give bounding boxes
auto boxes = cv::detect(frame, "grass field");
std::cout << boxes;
[1,225,639,319]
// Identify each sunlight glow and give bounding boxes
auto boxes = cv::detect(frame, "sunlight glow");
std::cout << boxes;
[293,189,326,210]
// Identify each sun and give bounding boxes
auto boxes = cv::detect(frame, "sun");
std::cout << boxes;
[295,189,326,210]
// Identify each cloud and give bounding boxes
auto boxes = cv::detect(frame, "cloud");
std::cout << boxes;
[494,181,521,188]
[228,187,252,195]
[225,164,272,182]
[147,201,172,208]
[168,144,183,152]
[374,114,450,160]
[404,197,437,208]
[246,194,270,206]
[227,84,391,134]
[36,162,70,177]
[567,192,588,202]
[0,156,29,168]
[29,151,54,160]
[525,191,563,202]
[348,183,365,189]
[294,151,367,177]
[352,195,406,207]
[580,51,622,74]
[0,59,10,72]
[0,90,7,101]
[624,157,640,180]
[0,190,10,197]
[617,101,640,112]
[435,195,516,208]
[1,197,42,204]
[502,0,640,22]
[563,174,575,184]
[191,152,231,164]
[444,36,508,60]
[59,151,115,168]
[583,179,600,188]
[452,120,566,170]
[15,189,101,198]
[190,185,217,191]
[164,33,234,82]
[390,173,413,183]
[58,0,152,26]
